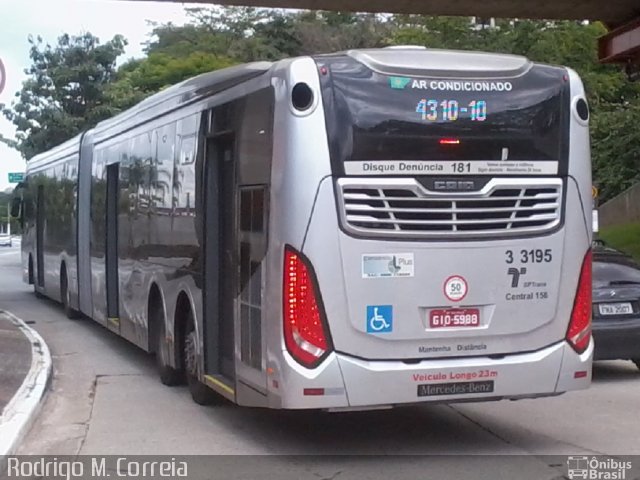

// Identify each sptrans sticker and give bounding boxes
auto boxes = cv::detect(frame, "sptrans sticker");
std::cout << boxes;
[444,275,468,302]
[362,253,414,279]
[367,305,393,333]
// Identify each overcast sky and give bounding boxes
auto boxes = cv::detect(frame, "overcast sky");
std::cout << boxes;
[0,0,192,190]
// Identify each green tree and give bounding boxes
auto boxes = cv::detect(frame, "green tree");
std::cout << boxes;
[592,104,640,201]
[293,11,389,54]
[105,6,300,109]
[147,7,269,61]
[107,51,236,106]
[0,32,126,159]
[390,15,474,49]
[150,7,302,62]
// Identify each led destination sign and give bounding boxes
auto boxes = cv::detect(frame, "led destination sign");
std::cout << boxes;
[416,99,488,122]
[322,59,569,167]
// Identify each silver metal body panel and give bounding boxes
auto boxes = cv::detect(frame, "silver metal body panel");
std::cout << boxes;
[22,134,83,306]
[258,53,592,408]
[268,340,592,409]
[260,57,335,406]
[21,48,593,409]
[78,131,94,316]
[346,48,531,78]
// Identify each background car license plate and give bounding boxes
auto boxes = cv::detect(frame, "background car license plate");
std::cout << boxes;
[598,302,633,315]
[429,308,480,328]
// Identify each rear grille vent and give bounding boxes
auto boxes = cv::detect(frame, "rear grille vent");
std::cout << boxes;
[337,178,563,239]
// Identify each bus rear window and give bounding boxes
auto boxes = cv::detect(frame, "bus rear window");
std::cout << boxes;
[320,58,569,168]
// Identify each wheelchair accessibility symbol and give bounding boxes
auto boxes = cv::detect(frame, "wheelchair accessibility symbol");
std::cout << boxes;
[367,305,393,333]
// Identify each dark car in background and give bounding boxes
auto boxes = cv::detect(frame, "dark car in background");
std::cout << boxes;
[592,245,640,370]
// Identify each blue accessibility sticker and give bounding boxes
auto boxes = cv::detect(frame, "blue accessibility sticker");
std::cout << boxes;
[367,305,393,333]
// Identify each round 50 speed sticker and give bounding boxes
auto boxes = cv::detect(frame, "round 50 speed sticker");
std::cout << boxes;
[443,275,468,302]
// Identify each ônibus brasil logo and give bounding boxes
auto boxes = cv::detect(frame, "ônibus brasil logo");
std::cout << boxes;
[389,76,411,90]
[567,456,632,479]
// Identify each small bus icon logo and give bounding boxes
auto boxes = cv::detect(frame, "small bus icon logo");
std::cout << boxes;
[567,456,589,479]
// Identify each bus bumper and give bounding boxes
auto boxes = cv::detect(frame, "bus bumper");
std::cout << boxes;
[275,339,593,409]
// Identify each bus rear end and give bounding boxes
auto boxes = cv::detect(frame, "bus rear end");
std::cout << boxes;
[266,47,592,410]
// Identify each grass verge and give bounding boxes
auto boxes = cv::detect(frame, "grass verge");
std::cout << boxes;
[599,222,640,262]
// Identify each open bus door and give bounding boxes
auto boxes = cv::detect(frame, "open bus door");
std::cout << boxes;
[203,134,236,384]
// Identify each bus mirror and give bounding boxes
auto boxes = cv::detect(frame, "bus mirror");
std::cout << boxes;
[10,196,21,219]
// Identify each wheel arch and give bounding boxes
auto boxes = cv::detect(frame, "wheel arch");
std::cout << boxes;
[173,289,199,373]
[147,282,165,353]
[59,255,73,304]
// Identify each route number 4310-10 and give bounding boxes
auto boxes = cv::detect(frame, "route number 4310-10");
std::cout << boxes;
[415,99,488,122]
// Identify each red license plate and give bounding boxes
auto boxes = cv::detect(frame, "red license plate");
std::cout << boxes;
[429,308,480,328]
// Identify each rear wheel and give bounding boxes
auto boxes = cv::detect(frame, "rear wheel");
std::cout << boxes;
[61,267,81,319]
[632,359,640,371]
[29,257,44,298]
[153,301,183,386]
[184,310,221,406]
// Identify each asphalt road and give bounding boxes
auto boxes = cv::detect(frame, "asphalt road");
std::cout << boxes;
[1,243,639,479]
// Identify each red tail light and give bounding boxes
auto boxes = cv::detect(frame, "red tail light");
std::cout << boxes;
[566,250,592,354]
[283,246,331,368]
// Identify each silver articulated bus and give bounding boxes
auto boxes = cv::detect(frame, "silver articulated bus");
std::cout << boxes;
[16,47,593,409]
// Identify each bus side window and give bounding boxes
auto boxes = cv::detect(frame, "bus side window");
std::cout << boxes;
[180,135,196,166]
[239,186,267,370]
[237,88,273,185]
[155,123,175,210]
[176,116,198,214]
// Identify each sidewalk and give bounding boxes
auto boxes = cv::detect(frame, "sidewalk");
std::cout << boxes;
[0,314,31,414]
[0,310,51,465]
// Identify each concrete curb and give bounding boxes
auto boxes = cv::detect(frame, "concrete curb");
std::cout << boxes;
[0,310,52,467]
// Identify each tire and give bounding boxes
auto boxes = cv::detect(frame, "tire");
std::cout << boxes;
[632,359,640,371]
[28,256,35,285]
[153,302,183,386]
[61,269,81,319]
[183,310,221,405]
[30,257,44,298]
